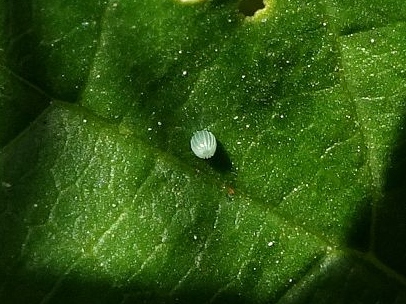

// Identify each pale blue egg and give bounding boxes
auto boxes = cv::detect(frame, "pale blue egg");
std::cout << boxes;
[190,130,217,159]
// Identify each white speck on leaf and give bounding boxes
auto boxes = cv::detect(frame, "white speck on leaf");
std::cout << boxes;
[2,182,12,188]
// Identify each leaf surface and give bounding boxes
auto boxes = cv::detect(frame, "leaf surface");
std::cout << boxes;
[1,0,406,303]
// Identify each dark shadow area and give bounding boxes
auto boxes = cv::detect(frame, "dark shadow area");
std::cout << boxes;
[1,267,254,304]
[207,140,233,173]
[0,67,49,148]
[374,114,406,277]
[3,0,105,102]
[4,0,47,94]
[3,252,406,304]
[238,0,265,16]
[278,252,406,303]
[344,195,373,252]
[127,5,242,151]
[1,268,123,304]
[339,23,377,37]
[1,0,50,147]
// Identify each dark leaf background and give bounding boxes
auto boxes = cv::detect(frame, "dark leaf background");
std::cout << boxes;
[1,0,406,303]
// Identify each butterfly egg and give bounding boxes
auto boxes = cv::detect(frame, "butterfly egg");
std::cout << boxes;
[190,130,217,159]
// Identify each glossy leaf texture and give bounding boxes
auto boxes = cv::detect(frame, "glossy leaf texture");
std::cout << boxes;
[1,0,406,303]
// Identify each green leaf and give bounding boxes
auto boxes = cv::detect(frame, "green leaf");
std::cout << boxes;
[1,0,406,303]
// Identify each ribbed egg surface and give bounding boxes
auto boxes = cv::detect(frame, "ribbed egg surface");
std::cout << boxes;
[190,130,217,159]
